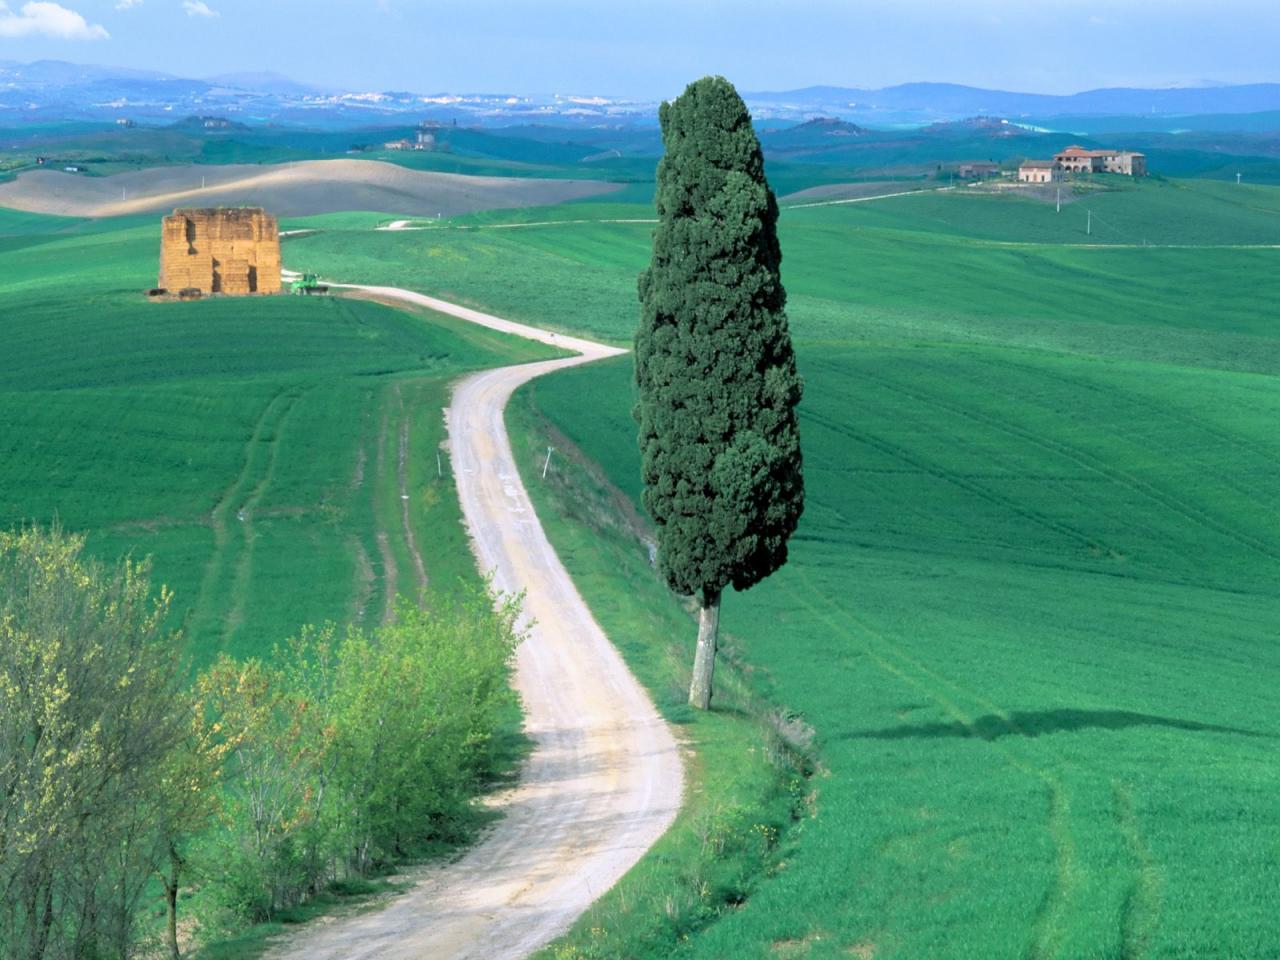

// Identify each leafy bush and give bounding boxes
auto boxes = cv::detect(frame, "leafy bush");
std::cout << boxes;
[0,526,192,960]
[197,586,523,926]
[0,527,522,955]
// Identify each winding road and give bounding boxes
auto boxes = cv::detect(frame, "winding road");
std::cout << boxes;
[266,285,683,960]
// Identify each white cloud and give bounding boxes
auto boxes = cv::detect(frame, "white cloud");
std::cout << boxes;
[0,1,109,38]
[182,0,217,16]
[115,0,141,9]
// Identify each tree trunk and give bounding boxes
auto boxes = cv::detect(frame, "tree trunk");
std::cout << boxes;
[33,882,54,960]
[688,593,721,710]
[162,845,181,960]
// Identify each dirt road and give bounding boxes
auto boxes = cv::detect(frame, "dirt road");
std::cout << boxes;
[266,285,682,960]
[783,184,954,209]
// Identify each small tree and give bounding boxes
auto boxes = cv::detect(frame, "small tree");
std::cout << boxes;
[155,695,230,960]
[636,76,805,710]
[0,525,190,960]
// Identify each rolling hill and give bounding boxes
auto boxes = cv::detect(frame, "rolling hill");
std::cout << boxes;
[281,177,1280,958]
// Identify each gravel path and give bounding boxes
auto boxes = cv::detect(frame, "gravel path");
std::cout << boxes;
[265,284,682,960]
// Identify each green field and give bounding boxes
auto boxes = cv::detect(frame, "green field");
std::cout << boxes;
[290,177,1280,958]
[0,209,555,665]
[5,168,1280,957]
[291,179,1280,371]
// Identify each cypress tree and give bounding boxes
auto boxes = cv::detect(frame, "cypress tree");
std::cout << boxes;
[636,76,804,710]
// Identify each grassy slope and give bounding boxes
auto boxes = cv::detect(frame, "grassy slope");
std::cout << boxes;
[289,177,1280,356]
[291,177,1280,958]
[0,209,555,666]
[529,356,1280,960]
[799,177,1280,245]
[286,212,647,344]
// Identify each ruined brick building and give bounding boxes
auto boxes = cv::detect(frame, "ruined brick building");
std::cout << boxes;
[158,207,281,296]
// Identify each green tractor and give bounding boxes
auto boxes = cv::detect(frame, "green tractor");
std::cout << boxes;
[289,272,329,296]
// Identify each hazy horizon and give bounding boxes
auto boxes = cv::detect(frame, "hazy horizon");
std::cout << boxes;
[5,56,1279,99]
[1,0,1278,99]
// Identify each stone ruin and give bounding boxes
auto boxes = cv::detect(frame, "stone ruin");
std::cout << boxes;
[157,207,281,296]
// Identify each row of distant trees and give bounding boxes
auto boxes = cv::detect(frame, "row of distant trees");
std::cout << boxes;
[0,526,521,960]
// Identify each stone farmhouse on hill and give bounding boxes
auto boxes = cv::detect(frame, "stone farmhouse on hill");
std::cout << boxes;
[1019,145,1147,182]
[1055,146,1147,176]
[157,207,281,296]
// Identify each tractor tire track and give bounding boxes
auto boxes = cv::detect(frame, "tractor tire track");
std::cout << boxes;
[792,569,1174,958]
[857,364,1280,565]
[222,388,308,650]
[188,389,295,650]
[789,574,1081,960]
[373,403,399,624]
[804,408,1102,551]
[395,383,429,596]
[1114,782,1163,960]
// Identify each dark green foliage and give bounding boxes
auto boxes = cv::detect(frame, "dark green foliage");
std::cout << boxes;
[635,76,804,604]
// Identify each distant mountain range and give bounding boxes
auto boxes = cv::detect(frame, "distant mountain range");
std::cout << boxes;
[742,82,1280,123]
[3,60,1280,130]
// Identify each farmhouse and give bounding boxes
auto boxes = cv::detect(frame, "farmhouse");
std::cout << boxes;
[385,125,443,151]
[1018,146,1148,182]
[157,207,281,296]
[1096,150,1147,176]
[1054,145,1147,176]
[1018,160,1060,183]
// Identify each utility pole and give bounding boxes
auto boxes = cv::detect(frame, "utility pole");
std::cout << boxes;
[1056,187,1061,214]
[542,446,554,479]
[1087,209,1092,237]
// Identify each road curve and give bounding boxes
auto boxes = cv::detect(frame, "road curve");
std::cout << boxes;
[266,284,683,960]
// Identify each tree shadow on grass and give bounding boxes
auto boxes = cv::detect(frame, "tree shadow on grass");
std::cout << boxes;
[841,708,1270,742]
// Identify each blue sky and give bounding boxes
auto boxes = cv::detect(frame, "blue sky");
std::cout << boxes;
[2,0,1279,97]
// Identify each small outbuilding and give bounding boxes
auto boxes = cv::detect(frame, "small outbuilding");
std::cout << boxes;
[957,161,1001,180]
[1018,160,1060,184]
